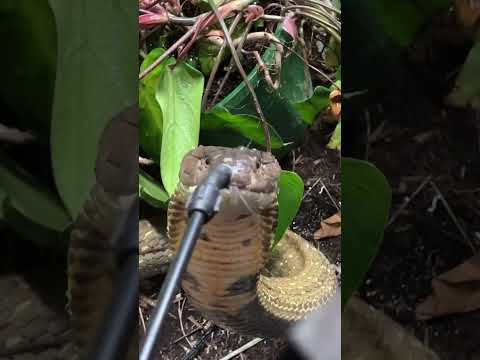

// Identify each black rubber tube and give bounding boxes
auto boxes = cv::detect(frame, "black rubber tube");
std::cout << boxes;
[140,211,205,360]
[140,164,232,360]
[89,201,139,360]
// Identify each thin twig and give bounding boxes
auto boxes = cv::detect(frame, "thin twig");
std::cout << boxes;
[385,175,432,229]
[139,307,147,334]
[429,181,476,254]
[219,338,263,360]
[0,123,35,144]
[302,177,339,213]
[139,156,156,165]
[320,180,340,212]
[268,37,337,87]
[202,13,243,111]
[139,25,197,80]
[172,323,206,345]
[297,0,341,15]
[207,0,272,152]
[211,21,253,106]
[182,323,216,360]
[178,297,193,347]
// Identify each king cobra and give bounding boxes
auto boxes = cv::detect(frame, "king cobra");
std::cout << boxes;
[167,146,338,337]
[67,104,138,359]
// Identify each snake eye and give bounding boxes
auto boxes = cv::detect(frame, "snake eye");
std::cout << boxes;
[205,157,210,165]
[256,161,260,169]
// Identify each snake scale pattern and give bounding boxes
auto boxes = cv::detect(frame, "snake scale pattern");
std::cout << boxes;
[168,146,338,337]
[67,105,138,359]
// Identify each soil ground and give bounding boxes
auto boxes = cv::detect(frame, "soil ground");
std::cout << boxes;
[355,13,480,359]
[0,232,74,359]
[139,120,341,360]
[360,111,480,360]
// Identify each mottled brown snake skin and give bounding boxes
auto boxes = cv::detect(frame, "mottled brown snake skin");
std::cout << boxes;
[168,146,338,337]
[67,105,138,359]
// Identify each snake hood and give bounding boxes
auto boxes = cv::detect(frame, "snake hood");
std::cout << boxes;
[180,146,281,193]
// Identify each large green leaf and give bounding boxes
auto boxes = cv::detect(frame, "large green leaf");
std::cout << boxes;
[49,0,137,217]
[327,122,341,150]
[3,200,69,250]
[448,41,480,109]
[272,171,304,248]
[157,62,204,196]
[342,0,449,95]
[293,86,331,125]
[342,158,391,308]
[201,107,284,149]
[0,154,71,231]
[0,0,56,140]
[139,48,175,160]
[369,0,451,46]
[139,169,169,208]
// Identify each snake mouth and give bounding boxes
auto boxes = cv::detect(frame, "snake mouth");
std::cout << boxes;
[179,146,282,194]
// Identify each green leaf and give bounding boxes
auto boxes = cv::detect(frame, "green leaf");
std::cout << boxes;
[448,42,480,109]
[139,48,175,160]
[197,38,221,75]
[272,171,304,248]
[342,158,391,308]
[157,62,204,195]
[217,26,312,155]
[368,0,451,46]
[293,86,331,125]
[49,0,137,217]
[324,36,341,69]
[139,170,170,208]
[0,0,56,140]
[3,200,69,250]
[0,154,71,231]
[201,107,284,149]
[327,122,341,150]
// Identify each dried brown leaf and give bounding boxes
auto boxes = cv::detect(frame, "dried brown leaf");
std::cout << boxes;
[329,89,341,120]
[314,212,341,240]
[415,253,480,320]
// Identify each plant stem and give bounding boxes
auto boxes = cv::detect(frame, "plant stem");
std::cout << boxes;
[207,0,272,152]
[139,25,196,80]
[202,13,243,111]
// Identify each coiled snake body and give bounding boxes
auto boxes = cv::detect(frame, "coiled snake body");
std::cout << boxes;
[168,146,338,337]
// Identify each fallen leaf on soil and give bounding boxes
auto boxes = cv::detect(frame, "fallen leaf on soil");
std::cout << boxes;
[314,213,341,240]
[329,89,341,120]
[415,253,480,320]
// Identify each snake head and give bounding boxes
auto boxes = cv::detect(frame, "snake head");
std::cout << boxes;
[180,146,281,193]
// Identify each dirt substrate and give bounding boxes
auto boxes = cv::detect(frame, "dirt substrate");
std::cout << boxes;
[140,120,341,360]
[360,108,480,360]
[0,235,74,360]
